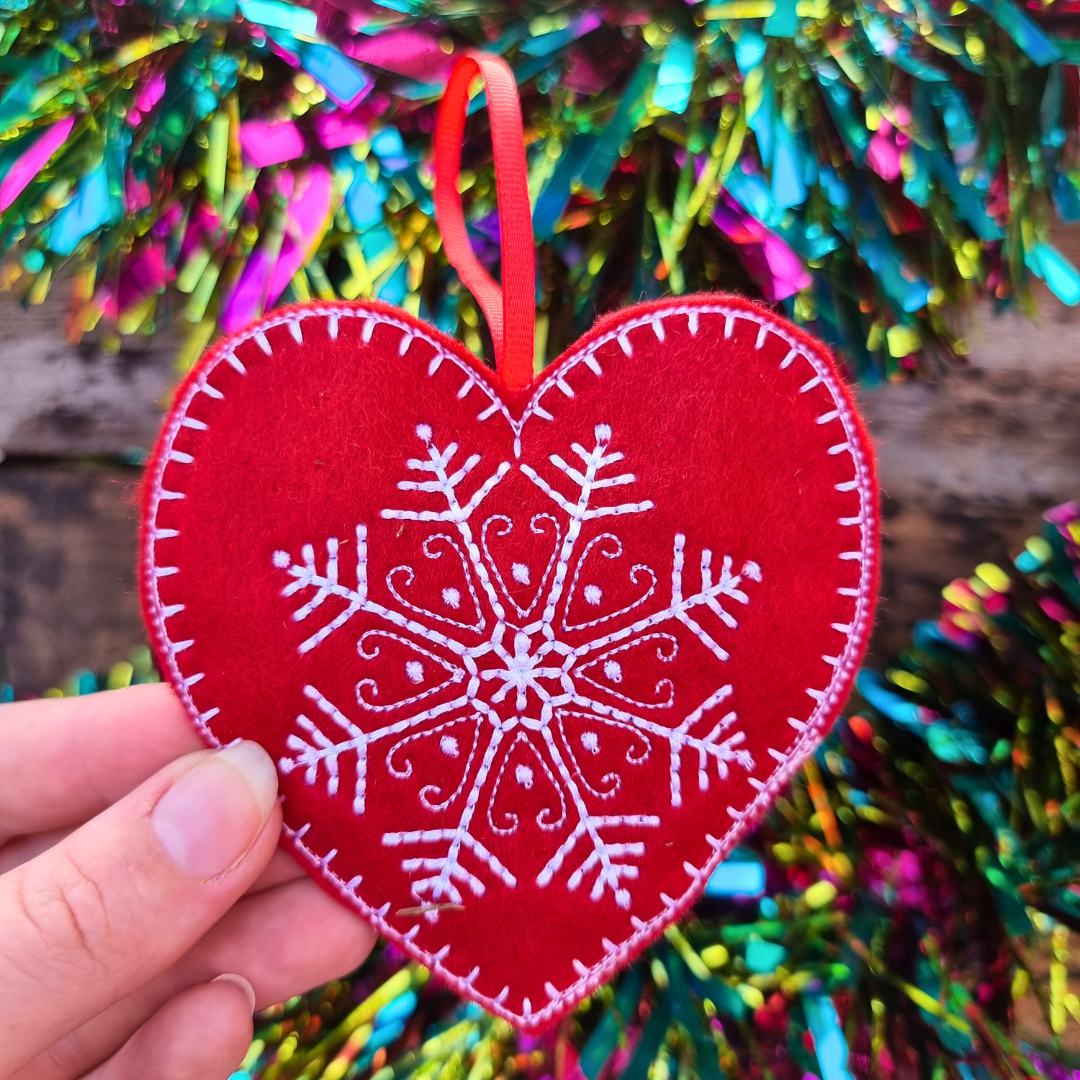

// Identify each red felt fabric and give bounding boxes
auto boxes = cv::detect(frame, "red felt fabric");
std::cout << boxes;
[140,293,878,1032]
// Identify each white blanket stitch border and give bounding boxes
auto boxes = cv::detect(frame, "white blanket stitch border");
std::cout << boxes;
[142,298,876,1031]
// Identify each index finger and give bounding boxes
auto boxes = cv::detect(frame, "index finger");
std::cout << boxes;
[0,683,202,843]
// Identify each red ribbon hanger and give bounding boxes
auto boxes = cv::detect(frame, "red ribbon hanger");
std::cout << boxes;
[434,53,536,393]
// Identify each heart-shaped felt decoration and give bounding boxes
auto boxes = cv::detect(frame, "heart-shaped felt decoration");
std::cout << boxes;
[140,56,878,1032]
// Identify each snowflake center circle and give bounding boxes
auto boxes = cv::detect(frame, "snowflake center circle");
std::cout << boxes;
[481,629,566,718]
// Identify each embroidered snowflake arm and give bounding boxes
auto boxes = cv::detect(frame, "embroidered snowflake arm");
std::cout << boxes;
[273,527,494,658]
[280,689,365,807]
[280,685,477,815]
[382,424,510,621]
[562,686,754,808]
[387,426,511,524]
[273,525,369,653]
[520,425,653,524]
[535,724,659,908]
[520,425,654,635]
[383,830,516,905]
[572,536,762,663]
[280,685,367,812]
[383,723,518,917]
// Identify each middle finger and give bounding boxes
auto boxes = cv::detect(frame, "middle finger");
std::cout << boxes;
[14,875,378,1080]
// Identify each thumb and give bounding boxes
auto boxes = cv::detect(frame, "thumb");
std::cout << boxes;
[0,741,280,1078]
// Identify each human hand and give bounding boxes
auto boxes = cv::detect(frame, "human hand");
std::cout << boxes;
[0,683,377,1080]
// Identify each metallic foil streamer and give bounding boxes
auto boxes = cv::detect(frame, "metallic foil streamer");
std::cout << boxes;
[2,0,1080,377]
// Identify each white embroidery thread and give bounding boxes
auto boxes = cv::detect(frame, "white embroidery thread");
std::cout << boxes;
[273,422,759,915]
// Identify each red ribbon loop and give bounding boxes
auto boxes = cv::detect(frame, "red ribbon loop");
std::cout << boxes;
[434,52,536,393]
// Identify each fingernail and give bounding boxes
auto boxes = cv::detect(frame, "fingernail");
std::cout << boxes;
[152,741,279,879]
[212,973,257,1012]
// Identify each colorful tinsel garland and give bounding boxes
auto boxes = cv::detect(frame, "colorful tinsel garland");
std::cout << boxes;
[11,502,1080,1080]
[3,1,1080,379]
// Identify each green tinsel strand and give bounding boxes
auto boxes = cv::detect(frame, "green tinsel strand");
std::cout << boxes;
[17,502,1080,1080]
[1,1,1080,378]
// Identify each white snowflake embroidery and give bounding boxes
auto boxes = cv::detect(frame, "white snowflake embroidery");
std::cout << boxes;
[273,423,760,917]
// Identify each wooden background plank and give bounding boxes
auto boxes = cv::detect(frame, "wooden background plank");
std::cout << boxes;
[3,254,1080,694]
[862,290,1080,656]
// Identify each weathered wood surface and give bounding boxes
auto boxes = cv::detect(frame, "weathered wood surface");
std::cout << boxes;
[860,288,1080,657]
[0,293,179,457]
[3,255,1080,693]
[0,461,143,693]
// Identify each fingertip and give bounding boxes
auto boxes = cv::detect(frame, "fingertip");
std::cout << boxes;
[150,743,279,880]
[0,759,283,1070]
[91,981,255,1080]
[217,741,280,822]
[187,875,377,1011]
[212,973,256,1013]
[246,882,378,1007]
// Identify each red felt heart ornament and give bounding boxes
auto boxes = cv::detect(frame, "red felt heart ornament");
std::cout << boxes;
[141,55,878,1032]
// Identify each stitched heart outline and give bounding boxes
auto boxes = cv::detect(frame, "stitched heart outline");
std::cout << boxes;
[141,292,877,1031]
